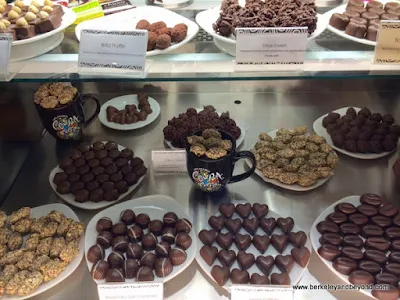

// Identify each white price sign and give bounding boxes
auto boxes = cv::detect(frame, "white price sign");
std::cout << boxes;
[235,27,308,65]
[231,285,293,300]
[78,29,147,72]
[0,34,12,77]
[151,150,187,173]
[97,282,163,300]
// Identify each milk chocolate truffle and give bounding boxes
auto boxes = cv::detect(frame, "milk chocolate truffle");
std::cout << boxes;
[137,266,154,281]
[112,236,129,252]
[169,247,187,266]
[87,244,105,263]
[155,258,173,277]
[128,225,143,242]
[329,13,350,30]
[176,218,192,233]
[123,259,140,279]
[106,269,125,282]
[96,217,113,232]
[345,21,367,38]
[136,213,150,229]
[127,243,143,259]
[142,233,157,251]
[175,232,192,250]
[120,209,135,225]
[155,241,171,257]
[97,231,113,248]
[107,250,125,268]
[75,189,90,203]
[162,227,177,244]
[91,260,109,280]
[148,220,164,236]
[140,252,157,269]
[163,212,178,226]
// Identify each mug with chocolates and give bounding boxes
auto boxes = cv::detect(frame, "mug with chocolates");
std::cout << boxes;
[34,83,100,141]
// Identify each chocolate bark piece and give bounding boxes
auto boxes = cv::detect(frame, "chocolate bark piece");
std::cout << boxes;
[36,13,61,33]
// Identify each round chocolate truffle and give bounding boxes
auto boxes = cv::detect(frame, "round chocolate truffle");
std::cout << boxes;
[84,151,96,161]
[71,181,85,194]
[176,218,192,233]
[64,165,77,175]
[169,247,187,266]
[95,150,108,160]
[124,173,138,186]
[88,159,100,169]
[97,231,113,248]
[112,222,128,236]
[115,181,128,193]
[87,244,105,263]
[163,212,178,227]
[57,181,71,194]
[148,220,164,236]
[69,149,82,160]
[127,243,144,259]
[96,217,113,233]
[86,181,100,192]
[53,172,68,185]
[135,166,147,177]
[96,174,109,184]
[162,227,177,244]
[59,157,73,170]
[106,268,125,282]
[75,189,90,203]
[175,232,192,250]
[78,142,92,153]
[123,259,140,279]
[115,158,128,168]
[101,157,114,167]
[155,241,171,257]
[73,158,86,168]
[105,141,118,151]
[90,189,104,202]
[130,157,144,168]
[112,236,129,252]
[136,266,154,281]
[121,165,133,175]
[142,233,157,251]
[128,225,143,242]
[68,173,80,184]
[77,165,90,175]
[91,260,109,280]
[120,148,134,160]
[108,149,120,160]
[140,252,157,269]
[110,172,123,182]
[107,251,125,268]
[92,166,105,176]
[93,141,105,151]
[102,181,115,192]
[120,209,135,225]
[105,164,118,175]
[136,213,151,229]
[155,257,173,277]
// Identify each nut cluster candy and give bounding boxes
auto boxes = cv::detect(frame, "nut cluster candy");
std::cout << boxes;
[323,107,400,154]
[0,207,84,297]
[34,83,78,109]
[53,141,147,203]
[198,203,310,286]
[252,126,339,187]
[89,209,193,282]
[317,193,400,299]
[188,129,233,159]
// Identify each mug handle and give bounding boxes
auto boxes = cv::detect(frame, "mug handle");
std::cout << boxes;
[229,151,256,183]
[81,94,100,127]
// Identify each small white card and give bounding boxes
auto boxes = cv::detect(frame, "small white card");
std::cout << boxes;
[235,27,308,65]
[0,34,12,77]
[78,29,147,72]
[231,285,293,300]
[97,282,163,300]
[152,150,187,173]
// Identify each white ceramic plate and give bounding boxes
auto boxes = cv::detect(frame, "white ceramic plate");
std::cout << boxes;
[196,207,312,290]
[324,0,400,46]
[49,143,146,210]
[313,107,396,159]
[3,203,84,300]
[99,95,161,131]
[11,0,76,46]
[310,195,375,299]
[75,6,199,56]
[164,108,245,149]
[248,129,334,191]
[85,195,197,283]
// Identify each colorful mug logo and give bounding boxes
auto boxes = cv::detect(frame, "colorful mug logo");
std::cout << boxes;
[192,168,224,192]
[52,115,81,139]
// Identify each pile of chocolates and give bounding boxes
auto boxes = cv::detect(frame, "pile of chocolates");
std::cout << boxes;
[214,0,317,38]
[0,0,65,41]
[0,207,84,297]
[106,94,153,125]
[53,141,147,203]
[163,105,241,148]
[34,83,78,109]
[198,203,310,286]
[316,194,400,299]
[88,209,193,282]
[252,126,339,187]
[322,107,400,154]
[136,20,188,50]
[329,0,400,41]
[188,129,233,159]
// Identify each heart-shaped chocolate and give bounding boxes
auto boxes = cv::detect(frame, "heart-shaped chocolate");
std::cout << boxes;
[216,232,233,250]
[291,246,310,268]
[275,255,294,273]
[234,233,252,251]
[250,273,270,285]
[260,217,276,235]
[253,234,270,254]
[242,218,259,235]
[253,203,269,219]
[208,215,225,232]
[225,218,242,234]
[255,255,274,276]
[211,265,230,286]
[217,249,236,268]
[236,203,252,218]
[271,234,289,254]
[277,217,294,233]
[200,245,218,266]
[271,272,290,285]
[219,203,235,218]
[230,268,250,284]
[198,229,216,246]
[288,231,307,248]
[237,251,255,270]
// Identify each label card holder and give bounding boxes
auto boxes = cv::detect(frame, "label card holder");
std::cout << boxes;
[374,21,400,64]
[235,27,308,71]
[152,150,187,174]
[231,285,294,300]
[78,29,148,77]
[97,282,163,300]
[72,0,104,24]
[0,34,12,81]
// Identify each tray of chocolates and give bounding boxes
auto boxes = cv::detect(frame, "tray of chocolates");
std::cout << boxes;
[163,106,245,149]
[197,203,311,289]
[0,0,76,45]
[49,141,147,210]
[247,128,338,191]
[85,195,196,284]
[98,94,161,131]
[313,107,400,159]
[75,6,199,56]
[325,0,400,45]
[0,203,84,299]
[310,194,400,299]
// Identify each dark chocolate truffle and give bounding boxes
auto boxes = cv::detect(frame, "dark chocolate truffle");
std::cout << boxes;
[128,225,143,242]
[106,268,125,282]
[89,189,104,202]
[127,243,143,259]
[105,141,118,151]
[123,259,140,279]
[96,217,113,232]
[97,231,113,248]
[93,141,105,151]
[107,250,125,268]
[329,13,350,30]
[140,252,157,269]
[87,244,105,263]
[112,222,128,236]
[155,258,173,277]
[75,189,90,203]
[136,213,150,229]
[148,220,164,236]
[176,218,192,233]
[91,260,109,280]
[142,233,157,251]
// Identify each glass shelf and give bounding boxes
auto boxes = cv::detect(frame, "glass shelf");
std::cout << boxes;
[7,3,400,82]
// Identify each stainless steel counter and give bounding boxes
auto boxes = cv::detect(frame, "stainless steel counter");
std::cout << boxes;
[2,80,400,299]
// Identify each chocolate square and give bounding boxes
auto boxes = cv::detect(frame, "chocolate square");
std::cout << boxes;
[36,14,61,33]
[14,24,35,39]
